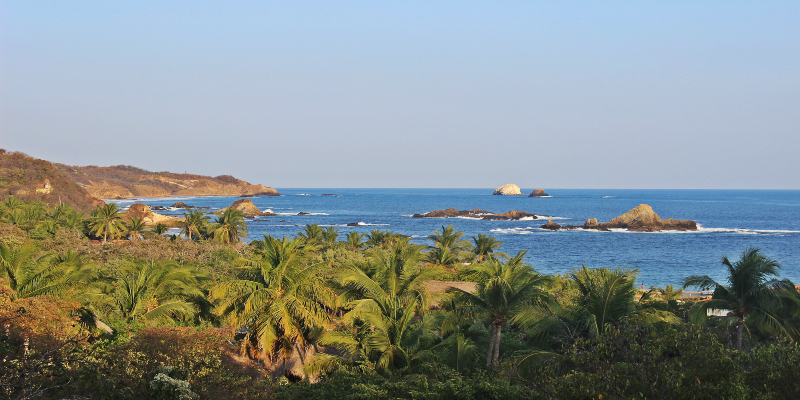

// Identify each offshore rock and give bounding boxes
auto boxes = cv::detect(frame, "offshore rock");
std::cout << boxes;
[529,189,550,197]
[413,208,537,221]
[482,210,538,220]
[226,199,276,218]
[541,220,561,230]
[125,203,183,227]
[584,218,599,227]
[587,204,696,232]
[412,208,493,219]
[493,184,522,195]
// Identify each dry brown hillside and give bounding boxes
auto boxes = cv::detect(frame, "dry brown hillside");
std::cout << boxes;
[55,163,279,199]
[0,149,104,210]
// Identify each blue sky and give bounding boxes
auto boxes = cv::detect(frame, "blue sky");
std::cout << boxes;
[2,1,798,188]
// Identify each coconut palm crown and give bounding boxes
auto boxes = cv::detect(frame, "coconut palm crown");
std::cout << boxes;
[683,248,800,350]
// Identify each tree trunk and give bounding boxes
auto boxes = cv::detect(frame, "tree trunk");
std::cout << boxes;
[485,323,497,366]
[493,323,502,364]
[736,318,744,351]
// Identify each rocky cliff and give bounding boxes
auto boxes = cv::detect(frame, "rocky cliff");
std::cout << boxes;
[55,164,279,199]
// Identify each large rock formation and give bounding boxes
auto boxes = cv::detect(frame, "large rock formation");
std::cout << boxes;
[493,184,522,195]
[550,204,697,232]
[529,189,550,197]
[225,199,276,218]
[540,220,561,230]
[125,203,183,227]
[412,208,539,221]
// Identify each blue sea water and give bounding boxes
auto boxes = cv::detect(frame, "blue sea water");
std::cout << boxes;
[109,189,800,288]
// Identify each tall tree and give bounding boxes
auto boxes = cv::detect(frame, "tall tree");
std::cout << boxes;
[179,209,210,241]
[449,252,552,366]
[330,242,446,372]
[208,208,247,244]
[426,225,469,253]
[122,215,147,241]
[88,203,123,242]
[683,248,800,350]
[210,235,335,368]
[467,234,507,263]
[298,224,324,244]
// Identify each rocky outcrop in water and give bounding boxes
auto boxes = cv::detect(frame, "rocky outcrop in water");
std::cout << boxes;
[541,220,561,230]
[493,184,522,195]
[529,189,550,197]
[125,203,183,226]
[224,199,277,218]
[552,204,697,232]
[412,208,539,221]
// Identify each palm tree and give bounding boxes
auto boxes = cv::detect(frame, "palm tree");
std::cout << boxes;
[467,234,507,263]
[298,224,324,244]
[330,242,446,372]
[151,223,170,235]
[84,260,204,324]
[344,231,365,250]
[123,215,147,241]
[210,235,335,368]
[425,246,459,270]
[683,248,800,350]
[88,203,123,242]
[427,225,469,253]
[208,208,247,244]
[568,265,640,334]
[179,209,210,241]
[0,243,94,301]
[322,226,339,244]
[448,252,552,366]
[658,284,683,301]
[364,230,406,248]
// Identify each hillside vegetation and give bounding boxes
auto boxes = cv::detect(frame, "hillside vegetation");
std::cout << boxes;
[2,197,800,399]
[0,149,103,210]
[56,163,279,199]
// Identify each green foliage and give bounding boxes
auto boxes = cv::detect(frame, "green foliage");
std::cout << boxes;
[684,248,800,349]
[272,365,534,400]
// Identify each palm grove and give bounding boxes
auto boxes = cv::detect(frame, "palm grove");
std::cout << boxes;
[2,197,800,399]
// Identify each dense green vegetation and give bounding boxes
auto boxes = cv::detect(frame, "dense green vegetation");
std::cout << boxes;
[2,198,800,399]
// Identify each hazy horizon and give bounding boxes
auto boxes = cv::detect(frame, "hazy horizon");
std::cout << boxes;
[2,2,798,189]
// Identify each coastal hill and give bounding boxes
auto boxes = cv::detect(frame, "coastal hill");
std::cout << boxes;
[0,149,103,210]
[55,164,279,199]
[0,149,279,210]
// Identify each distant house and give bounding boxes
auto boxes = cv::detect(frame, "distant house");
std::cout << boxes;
[35,179,52,194]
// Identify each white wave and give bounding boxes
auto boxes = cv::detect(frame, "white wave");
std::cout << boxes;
[302,212,330,216]
[542,216,570,220]
[275,212,297,216]
[263,208,274,214]
[344,222,390,226]
[519,216,537,221]
[602,196,615,198]
[696,225,800,235]
[455,216,482,220]
[490,227,535,235]
[295,194,311,196]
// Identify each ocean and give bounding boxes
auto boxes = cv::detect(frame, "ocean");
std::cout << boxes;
[108,189,800,288]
